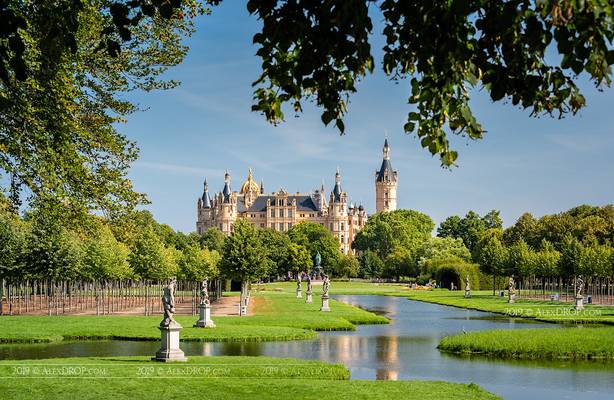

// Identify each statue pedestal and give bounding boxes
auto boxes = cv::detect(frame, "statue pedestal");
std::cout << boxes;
[296,288,302,298]
[320,294,330,312]
[306,292,313,304]
[153,321,187,362]
[508,293,515,304]
[239,301,247,316]
[575,296,584,311]
[464,290,471,298]
[194,303,215,328]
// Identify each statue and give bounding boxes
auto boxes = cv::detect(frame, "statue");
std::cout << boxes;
[320,274,331,312]
[322,274,330,297]
[575,275,585,311]
[508,275,516,303]
[305,274,313,304]
[200,278,210,305]
[296,273,303,298]
[154,277,187,362]
[464,275,471,298]
[576,275,584,298]
[160,278,177,327]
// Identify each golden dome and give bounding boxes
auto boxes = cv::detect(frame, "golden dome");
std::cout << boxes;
[240,168,260,194]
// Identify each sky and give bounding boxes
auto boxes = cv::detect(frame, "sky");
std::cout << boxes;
[121,2,614,233]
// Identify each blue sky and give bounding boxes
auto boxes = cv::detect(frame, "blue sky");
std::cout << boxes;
[122,2,614,233]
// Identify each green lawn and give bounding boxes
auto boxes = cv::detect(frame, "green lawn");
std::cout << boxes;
[0,356,500,400]
[402,289,614,324]
[439,326,614,360]
[0,291,387,343]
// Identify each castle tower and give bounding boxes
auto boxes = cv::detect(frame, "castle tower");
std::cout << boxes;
[329,168,349,254]
[375,138,397,213]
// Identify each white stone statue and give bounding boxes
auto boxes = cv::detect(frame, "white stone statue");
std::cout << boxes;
[161,278,177,327]
[464,275,471,298]
[322,274,330,297]
[200,278,210,305]
[576,275,584,298]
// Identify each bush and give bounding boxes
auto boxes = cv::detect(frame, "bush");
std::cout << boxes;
[421,257,480,290]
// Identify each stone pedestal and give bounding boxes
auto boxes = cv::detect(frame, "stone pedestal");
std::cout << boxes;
[320,294,330,312]
[153,321,187,362]
[464,290,471,298]
[239,299,247,316]
[575,296,584,311]
[194,303,215,328]
[306,292,313,304]
[508,293,515,304]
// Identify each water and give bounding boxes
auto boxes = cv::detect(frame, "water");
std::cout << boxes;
[1,295,613,399]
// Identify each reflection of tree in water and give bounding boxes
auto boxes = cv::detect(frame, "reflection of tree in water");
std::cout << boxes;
[375,335,399,380]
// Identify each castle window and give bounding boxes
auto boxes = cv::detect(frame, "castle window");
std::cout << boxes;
[288,210,293,218]
[279,209,284,218]
[287,222,292,229]
[278,223,283,231]
[219,223,223,230]
[260,223,265,227]
[270,223,275,229]
[341,223,345,231]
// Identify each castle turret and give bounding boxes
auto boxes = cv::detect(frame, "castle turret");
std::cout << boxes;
[375,138,397,213]
[202,178,211,209]
[222,170,232,203]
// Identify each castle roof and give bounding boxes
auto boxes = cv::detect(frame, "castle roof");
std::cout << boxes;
[376,159,396,182]
[246,195,318,212]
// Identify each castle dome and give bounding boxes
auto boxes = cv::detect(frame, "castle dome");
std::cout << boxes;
[240,168,260,194]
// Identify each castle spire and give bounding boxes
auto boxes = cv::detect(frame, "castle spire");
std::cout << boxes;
[222,170,231,203]
[202,178,211,208]
[333,168,342,202]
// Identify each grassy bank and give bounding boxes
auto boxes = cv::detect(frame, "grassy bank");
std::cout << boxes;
[0,291,387,344]
[439,327,614,360]
[0,356,500,400]
[402,289,614,324]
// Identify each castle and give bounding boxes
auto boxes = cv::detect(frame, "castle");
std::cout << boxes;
[196,139,398,254]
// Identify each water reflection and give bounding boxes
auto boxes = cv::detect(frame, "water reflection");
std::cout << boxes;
[1,295,613,400]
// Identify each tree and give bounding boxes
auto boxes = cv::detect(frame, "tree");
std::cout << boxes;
[416,237,472,267]
[177,245,220,282]
[353,209,434,259]
[129,227,178,280]
[0,1,202,215]
[22,217,84,280]
[474,228,508,294]
[220,219,271,285]
[437,210,501,254]
[200,227,226,253]
[245,1,614,165]
[359,250,384,279]
[286,243,312,274]
[258,228,291,278]
[82,225,131,280]
[288,221,342,272]
[506,240,533,279]
[0,209,26,279]
[333,254,360,278]
[383,246,413,281]
[503,213,539,247]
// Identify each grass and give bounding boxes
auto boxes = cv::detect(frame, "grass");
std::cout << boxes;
[439,326,614,360]
[402,289,614,325]
[0,356,501,400]
[0,290,387,344]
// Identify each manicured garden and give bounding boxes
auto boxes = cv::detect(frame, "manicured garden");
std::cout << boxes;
[0,356,501,400]
[0,290,387,344]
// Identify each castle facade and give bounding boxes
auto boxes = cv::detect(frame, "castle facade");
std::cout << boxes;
[196,139,397,254]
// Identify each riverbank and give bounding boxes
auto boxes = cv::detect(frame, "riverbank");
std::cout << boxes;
[0,291,387,343]
[439,327,614,360]
[0,356,501,400]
